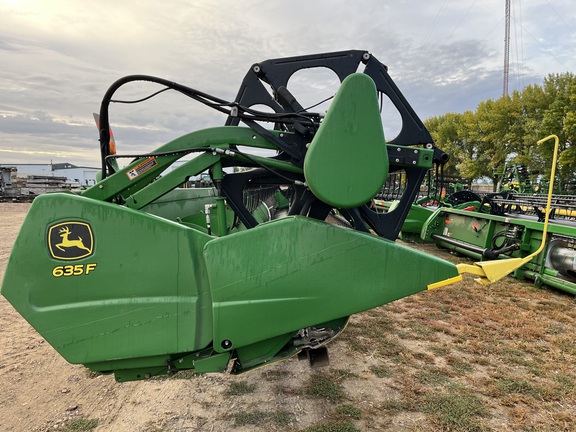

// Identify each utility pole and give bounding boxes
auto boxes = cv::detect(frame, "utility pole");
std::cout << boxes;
[503,0,511,96]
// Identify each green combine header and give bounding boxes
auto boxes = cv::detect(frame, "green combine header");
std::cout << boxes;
[2,51,461,382]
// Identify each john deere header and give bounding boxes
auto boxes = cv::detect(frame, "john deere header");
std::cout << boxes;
[1,51,459,382]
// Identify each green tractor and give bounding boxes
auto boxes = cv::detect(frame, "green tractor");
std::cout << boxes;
[1,50,460,382]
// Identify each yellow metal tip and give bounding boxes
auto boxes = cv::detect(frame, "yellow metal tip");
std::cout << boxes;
[427,274,463,290]
[473,258,525,283]
[456,258,527,285]
[474,277,491,285]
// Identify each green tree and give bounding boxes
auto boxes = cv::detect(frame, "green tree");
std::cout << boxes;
[426,72,576,188]
[514,83,548,172]
[426,112,466,177]
[540,73,576,183]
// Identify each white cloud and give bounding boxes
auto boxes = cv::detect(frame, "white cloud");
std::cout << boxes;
[0,0,574,165]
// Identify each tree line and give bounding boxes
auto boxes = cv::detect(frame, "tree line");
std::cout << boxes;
[424,72,576,188]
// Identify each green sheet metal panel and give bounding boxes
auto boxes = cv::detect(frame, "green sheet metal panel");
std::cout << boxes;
[304,73,389,208]
[204,216,459,353]
[1,193,213,364]
[141,187,218,221]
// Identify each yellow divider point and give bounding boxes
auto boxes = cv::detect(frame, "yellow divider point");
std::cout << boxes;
[427,274,463,290]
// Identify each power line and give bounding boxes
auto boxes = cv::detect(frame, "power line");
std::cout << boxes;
[408,0,452,70]
[511,0,524,91]
[545,0,576,36]
[518,0,525,90]
[504,0,511,96]
[511,15,570,70]
[442,0,478,46]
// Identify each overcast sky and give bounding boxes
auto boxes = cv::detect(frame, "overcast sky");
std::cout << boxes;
[1,0,575,167]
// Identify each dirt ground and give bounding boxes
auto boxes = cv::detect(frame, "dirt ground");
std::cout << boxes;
[1,202,575,431]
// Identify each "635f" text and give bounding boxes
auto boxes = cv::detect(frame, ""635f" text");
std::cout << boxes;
[52,263,97,278]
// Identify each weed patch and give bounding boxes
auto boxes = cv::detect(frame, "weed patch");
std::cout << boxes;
[335,404,362,420]
[62,418,99,432]
[428,343,451,356]
[445,355,474,374]
[370,364,392,378]
[421,392,487,431]
[415,365,453,386]
[304,371,346,403]
[554,373,576,396]
[305,420,359,432]
[231,410,293,427]
[495,376,543,399]
[332,368,358,380]
[380,399,410,413]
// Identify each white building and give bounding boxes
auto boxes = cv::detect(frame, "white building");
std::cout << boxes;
[0,163,100,187]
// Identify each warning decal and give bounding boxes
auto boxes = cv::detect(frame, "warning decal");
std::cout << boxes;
[127,157,157,181]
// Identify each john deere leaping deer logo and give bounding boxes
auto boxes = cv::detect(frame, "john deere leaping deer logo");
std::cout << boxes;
[48,222,94,260]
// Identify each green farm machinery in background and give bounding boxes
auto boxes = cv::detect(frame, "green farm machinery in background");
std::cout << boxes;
[1,51,464,382]
[422,189,576,295]
[375,168,481,241]
[422,135,576,295]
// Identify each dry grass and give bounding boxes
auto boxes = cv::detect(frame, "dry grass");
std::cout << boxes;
[338,244,576,431]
